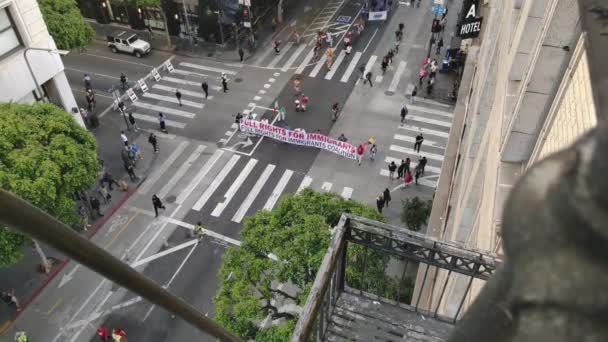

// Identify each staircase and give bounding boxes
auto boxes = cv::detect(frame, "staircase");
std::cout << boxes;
[324,290,453,342]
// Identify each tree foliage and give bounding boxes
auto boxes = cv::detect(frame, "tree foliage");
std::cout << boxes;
[400,197,433,231]
[0,103,98,266]
[214,189,383,340]
[39,0,94,50]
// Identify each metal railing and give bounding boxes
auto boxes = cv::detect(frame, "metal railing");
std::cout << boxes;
[291,214,501,341]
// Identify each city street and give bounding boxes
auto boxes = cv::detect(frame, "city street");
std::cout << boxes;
[3,0,463,340]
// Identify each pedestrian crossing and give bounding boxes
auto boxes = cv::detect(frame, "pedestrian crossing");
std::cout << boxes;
[124,59,239,133]
[379,100,455,189]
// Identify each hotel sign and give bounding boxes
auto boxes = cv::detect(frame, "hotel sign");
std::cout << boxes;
[457,0,483,39]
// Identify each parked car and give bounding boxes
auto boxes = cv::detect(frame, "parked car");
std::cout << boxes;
[107,32,151,58]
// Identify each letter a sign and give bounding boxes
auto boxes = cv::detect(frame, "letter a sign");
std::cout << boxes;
[457,0,483,39]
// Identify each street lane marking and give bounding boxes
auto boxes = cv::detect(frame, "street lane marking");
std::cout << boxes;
[104,211,140,249]
[394,134,445,148]
[179,62,237,75]
[407,115,452,128]
[399,124,450,138]
[132,113,185,128]
[63,296,142,331]
[297,176,313,193]
[232,164,275,223]
[390,145,445,161]
[157,145,207,198]
[409,104,454,118]
[341,187,353,199]
[72,88,113,99]
[133,102,196,118]
[143,92,204,109]
[45,298,63,315]
[212,158,258,217]
[363,28,379,53]
[65,67,116,80]
[70,290,112,341]
[412,97,452,107]
[281,44,307,72]
[309,55,328,78]
[162,76,206,87]
[193,155,240,211]
[264,169,294,210]
[152,84,210,99]
[364,55,377,74]
[384,157,442,174]
[388,61,407,93]
[340,51,362,83]
[131,239,198,268]
[81,53,155,68]
[255,43,276,66]
[139,141,189,195]
[321,182,333,191]
[177,149,225,205]
[325,50,346,80]
[171,68,210,78]
[295,49,315,74]
[268,42,293,69]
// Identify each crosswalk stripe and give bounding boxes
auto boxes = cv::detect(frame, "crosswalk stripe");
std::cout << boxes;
[281,44,307,72]
[232,164,275,222]
[152,84,208,99]
[211,158,258,217]
[177,149,224,204]
[394,134,445,149]
[384,156,442,174]
[364,55,377,74]
[143,92,204,109]
[340,51,362,83]
[157,145,206,198]
[296,176,313,193]
[412,97,453,107]
[309,55,328,78]
[179,62,237,75]
[162,76,204,88]
[268,42,293,68]
[321,182,333,191]
[193,155,240,211]
[409,105,453,118]
[138,141,189,195]
[390,145,445,161]
[133,102,195,118]
[132,113,186,128]
[263,169,294,210]
[407,115,452,128]
[388,61,407,92]
[255,45,276,67]
[379,169,438,188]
[325,50,346,80]
[341,187,353,199]
[171,68,210,78]
[399,124,450,138]
[295,49,315,74]
[164,72,222,91]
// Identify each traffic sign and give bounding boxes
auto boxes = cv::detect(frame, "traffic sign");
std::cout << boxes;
[432,5,446,14]
[433,0,444,5]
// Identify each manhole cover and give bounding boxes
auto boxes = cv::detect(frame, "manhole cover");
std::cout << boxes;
[385,90,395,96]
[165,195,177,203]
[234,77,243,83]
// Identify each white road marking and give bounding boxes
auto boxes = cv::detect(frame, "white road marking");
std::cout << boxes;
[179,62,237,75]
[152,84,207,99]
[232,164,275,222]
[254,95,262,101]
[134,101,196,118]
[325,50,346,80]
[407,115,452,128]
[268,42,293,68]
[309,55,328,78]
[176,149,225,205]
[340,51,362,83]
[399,124,450,138]
[295,49,315,74]
[341,187,353,199]
[132,113,186,128]
[69,290,113,341]
[375,75,383,83]
[263,169,294,210]
[281,44,307,72]
[393,134,445,148]
[296,176,313,193]
[411,97,452,107]
[131,239,198,268]
[143,92,204,109]
[138,141,189,195]
[193,155,240,211]
[211,158,258,217]
[134,205,182,263]
[321,182,333,191]
[157,145,207,198]
[390,145,445,161]
[408,104,454,118]
[264,84,271,88]
[259,89,267,94]
[162,76,205,87]
[363,28,379,53]
[364,55,377,74]
[171,68,210,78]
[255,44,276,66]
[388,61,407,92]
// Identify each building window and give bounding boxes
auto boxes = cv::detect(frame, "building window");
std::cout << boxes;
[0,7,22,58]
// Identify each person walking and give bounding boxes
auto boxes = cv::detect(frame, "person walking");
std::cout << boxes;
[402,169,413,188]
[383,188,391,207]
[388,161,397,180]
[365,71,373,87]
[120,131,128,146]
[414,133,424,153]
[414,167,422,185]
[356,144,365,165]
[397,160,406,179]
[436,37,444,55]
[274,40,281,54]
[112,328,127,342]
[381,58,388,75]
[194,221,204,240]
[376,195,385,213]
[359,65,366,80]
[238,47,244,62]
[126,164,137,181]
[419,67,427,85]
[97,326,110,342]
[158,112,168,133]
[148,132,158,153]
[102,172,119,191]
[400,104,408,124]
[370,144,377,161]
[405,157,411,174]
[221,73,228,93]
[175,89,182,106]
[201,81,209,99]
[127,112,139,132]
[14,332,28,342]
[90,196,103,217]
[98,183,111,204]
[120,73,127,90]
[152,194,166,218]
[419,156,428,175]
[86,89,96,111]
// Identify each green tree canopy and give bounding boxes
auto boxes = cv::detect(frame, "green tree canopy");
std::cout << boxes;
[0,103,98,266]
[400,197,433,231]
[39,0,94,50]
[214,189,384,340]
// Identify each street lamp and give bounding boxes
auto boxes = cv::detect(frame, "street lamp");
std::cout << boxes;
[23,47,70,103]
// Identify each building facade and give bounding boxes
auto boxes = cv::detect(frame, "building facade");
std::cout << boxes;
[421,0,597,316]
[0,0,83,126]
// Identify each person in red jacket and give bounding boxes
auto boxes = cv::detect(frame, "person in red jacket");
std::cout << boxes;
[96,326,109,341]
[356,144,365,165]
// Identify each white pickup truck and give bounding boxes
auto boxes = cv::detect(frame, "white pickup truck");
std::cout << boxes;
[107,32,151,58]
